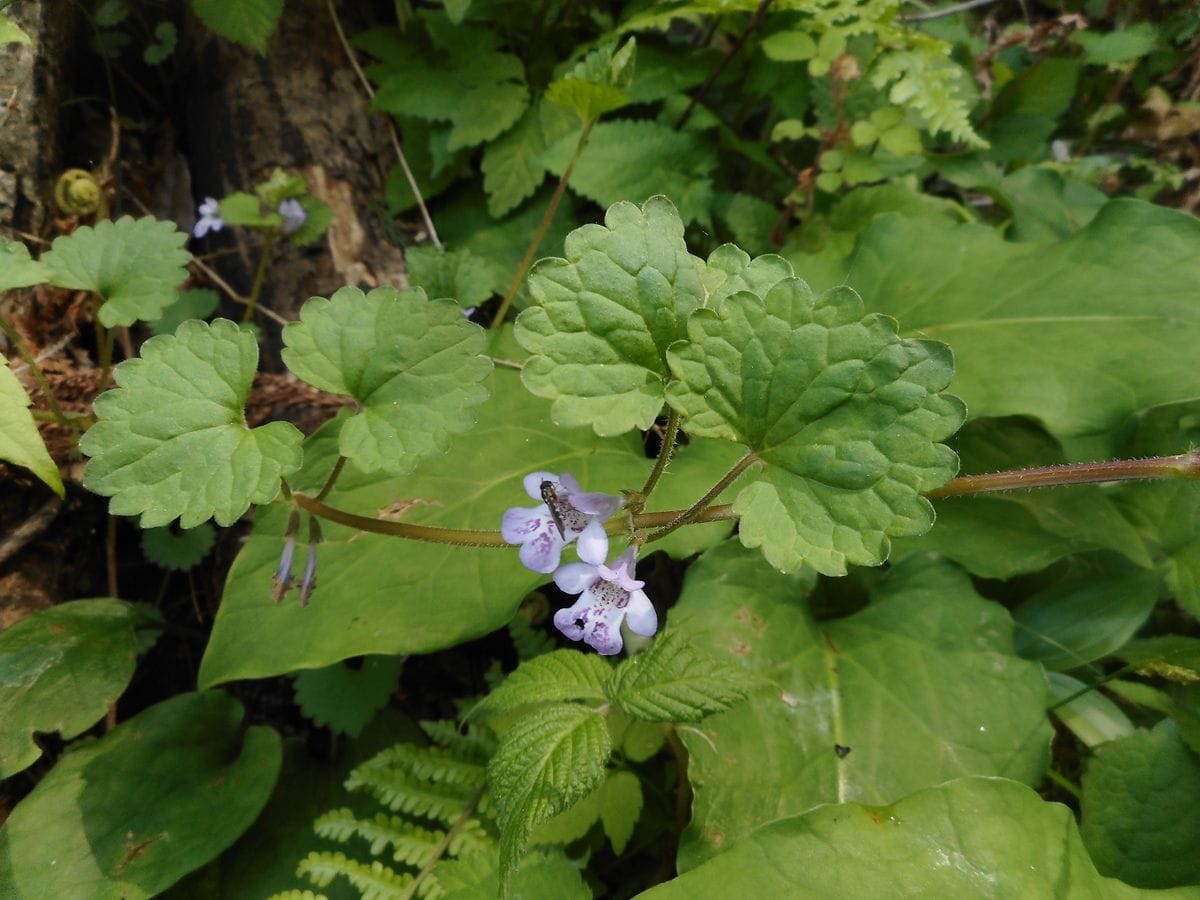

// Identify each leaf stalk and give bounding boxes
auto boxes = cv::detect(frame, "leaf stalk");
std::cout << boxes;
[926,452,1200,499]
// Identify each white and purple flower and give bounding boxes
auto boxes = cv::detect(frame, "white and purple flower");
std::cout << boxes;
[193,196,224,238]
[501,471,621,574]
[553,537,657,656]
[278,198,308,235]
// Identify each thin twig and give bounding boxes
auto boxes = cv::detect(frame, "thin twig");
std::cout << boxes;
[190,257,290,326]
[673,0,774,131]
[0,496,63,567]
[327,0,442,249]
[901,0,1002,22]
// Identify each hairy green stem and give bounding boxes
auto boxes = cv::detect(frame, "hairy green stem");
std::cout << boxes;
[639,409,682,500]
[96,318,115,391]
[242,233,277,324]
[646,451,759,544]
[927,453,1200,499]
[491,118,596,329]
[0,314,77,429]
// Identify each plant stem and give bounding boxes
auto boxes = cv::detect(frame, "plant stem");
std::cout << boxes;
[645,451,759,543]
[242,234,276,324]
[632,505,736,529]
[293,493,513,547]
[314,455,347,502]
[926,453,1200,499]
[639,410,682,499]
[491,118,596,329]
[96,318,115,391]
[673,0,774,130]
[401,785,485,900]
[0,315,77,428]
[1044,768,1082,801]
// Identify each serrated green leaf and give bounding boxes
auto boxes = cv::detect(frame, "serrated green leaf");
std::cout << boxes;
[0,12,32,44]
[1049,672,1135,750]
[405,245,494,308]
[666,277,963,575]
[0,599,157,778]
[1074,23,1159,66]
[0,358,63,496]
[191,0,282,53]
[40,216,190,327]
[148,287,219,336]
[607,631,762,722]
[293,656,405,737]
[80,318,303,527]
[671,544,1051,869]
[477,649,611,716]
[481,101,577,218]
[1081,721,1200,888]
[0,237,47,290]
[546,39,636,123]
[438,848,590,900]
[516,196,706,435]
[0,691,281,899]
[598,769,642,854]
[281,286,491,475]
[141,523,216,571]
[642,777,1172,898]
[489,704,611,885]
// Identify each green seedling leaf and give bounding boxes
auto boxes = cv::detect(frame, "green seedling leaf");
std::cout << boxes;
[293,655,405,737]
[667,277,963,575]
[80,318,303,527]
[516,196,706,435]
[0,358,63,496]
[141,523,216,571]
[0,691,281,898]
[546,39,637,123]
[0,237,47,290]
[642,777,1172,898]
[148,287,219,336]
[1049,672,1135,750]
[0,599,157,778]
[282,286,492,475]
[475,649,611,717]
[192,0,283,52]
[220,192,280,228]
[671,543,1051,869]
[489,704,611,885]
[40,216,190,327]
[0,12,32,44]
[1081,721,1200,888]
[607,630,763,723]
[143,20,176,64]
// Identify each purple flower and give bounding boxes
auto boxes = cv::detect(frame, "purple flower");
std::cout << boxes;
[501,471,621,574]
[271,534,296,603]
[193,196,224,239]
[278,198,307,235]
[553,537,657,656]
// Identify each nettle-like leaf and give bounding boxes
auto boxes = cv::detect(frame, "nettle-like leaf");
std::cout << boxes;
[80,318,303,527]
[0,599,157,778]
[481,100,579,218]
[141,523,216,571]
[516,196,706,435]
[281,286,492,475]
[546,38,637,123]
[607,630,763,723]
[0,236,47,290]
[405,245,494,309]
[191,0,283,53]
[489,704,611,884]
[666,277,964,575]
[0,358,64,497]
[40,216,190,328]
[476,649,611,717]
[293,655,405,738]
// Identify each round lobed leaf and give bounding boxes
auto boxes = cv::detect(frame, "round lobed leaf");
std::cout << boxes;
[80,318,303,528]
[281,286,492,475]
[666,278,964,575]
[0,236,47,291]
[0,358,64,496]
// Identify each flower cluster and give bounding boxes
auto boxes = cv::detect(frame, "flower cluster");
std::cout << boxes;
[503,472,656,655]
[192,196,308,239]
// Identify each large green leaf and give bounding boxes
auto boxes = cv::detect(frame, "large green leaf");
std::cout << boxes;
[191,0,282,52]
[197,339,740,687]
[1081,720,1200,889]
[791,201,1200,455]
[0,691,281,899]
[0,358,63,496]
[80,319,303,527]
[0,236,46,290]
[641,777,1187,899]
[666,278,964,575]
[516,196,707,436]
[40,216,191,328]
[0,599,156,778]
[671,543,1052,869]
[281,286,492,475]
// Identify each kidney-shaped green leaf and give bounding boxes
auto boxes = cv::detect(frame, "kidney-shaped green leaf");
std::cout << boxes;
[80,318,303,527]
[40,216,191,327]
[0,358,63,497]
[0,690,281,899]
[670,542,1051,870]
[282,286,492,475]
[0,598,156,778]
[641,777,1180,899]
[666,279,964,574]
[0,236,47,291]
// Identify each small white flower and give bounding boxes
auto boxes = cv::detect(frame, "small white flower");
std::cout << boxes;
[278,198,307,235]
[193,196,224,239]
[501,471,620,574]
[553,538,657,656]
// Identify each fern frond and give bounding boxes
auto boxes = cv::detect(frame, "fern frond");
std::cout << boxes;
[267,891,329,900]
[418,719,495,763]
[447,817,496,857]
[297,851,413,900]
[870,37,987,148]
[347,765,480,824]
[507,611,557,661]
[351,743,488,789]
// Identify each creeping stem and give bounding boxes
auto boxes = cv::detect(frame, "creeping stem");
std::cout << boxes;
[645,450,759,544]
[926,452,1200,499]
[242,233,277,324]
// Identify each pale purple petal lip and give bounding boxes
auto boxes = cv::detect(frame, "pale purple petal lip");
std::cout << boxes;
[503,471,621,576]
[550,543,658,655]
[278,198,307,235]
[193,196,224,239]
[554,562,597,594]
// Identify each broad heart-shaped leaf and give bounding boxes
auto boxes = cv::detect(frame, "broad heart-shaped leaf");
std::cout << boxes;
[0,358,63,496]
[641,777,1187,899]
[0,691,281,899]
[40,216,190,327]
[191,0,282,52]
[670,542,1051,870]
[0,236,47,290]
[790,200,1200,457]
[516,196,706,436]
[489,703,611,885]
[281,286,492,475]
[197,331,742,687]
[80,319,303,527]
[1081,720,1200,889]
[0,599,157,778]
[666,278,964,575]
